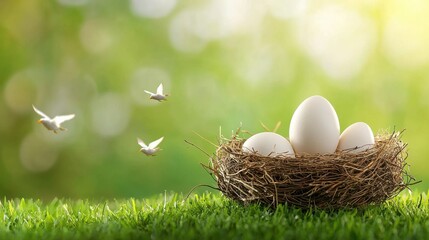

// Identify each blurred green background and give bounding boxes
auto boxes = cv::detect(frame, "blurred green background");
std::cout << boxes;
[1,0,428,199]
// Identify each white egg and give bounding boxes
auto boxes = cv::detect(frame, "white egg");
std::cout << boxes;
[337,122,375,153]
[289,95,340,154]
[242,132,295,157]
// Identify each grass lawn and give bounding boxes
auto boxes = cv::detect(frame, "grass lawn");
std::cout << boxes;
[0,192,428,240]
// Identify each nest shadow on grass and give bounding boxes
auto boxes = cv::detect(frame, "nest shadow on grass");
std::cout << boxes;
[204,129,418,209]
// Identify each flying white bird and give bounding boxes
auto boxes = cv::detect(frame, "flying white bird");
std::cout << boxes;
[137,137,164,156]
[33,105,75,134]
[144,83,168,101]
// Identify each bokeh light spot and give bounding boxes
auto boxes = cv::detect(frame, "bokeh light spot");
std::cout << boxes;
[80,19,113,54]
[4,70,39,114]
[371,79,408,113]
[20,133,59,172]
[131,0,176,19]
[90,93,131,137]
[235,46,274,85]
[268,0,307,19]
[169,0,266,53]
[169,10,207,53]
[57,0,88,7]
[190,0,265,40]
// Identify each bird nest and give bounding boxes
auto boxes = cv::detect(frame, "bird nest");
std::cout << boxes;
[205,130,417,209]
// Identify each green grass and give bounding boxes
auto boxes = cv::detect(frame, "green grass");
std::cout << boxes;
[0,192,428,240]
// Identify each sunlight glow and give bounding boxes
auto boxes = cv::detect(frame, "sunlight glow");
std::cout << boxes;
[268,0,307,19]
[383,1,429,68]
[295,5,376,80]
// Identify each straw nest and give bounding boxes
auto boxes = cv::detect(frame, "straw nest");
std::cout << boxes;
[206,130,416,209]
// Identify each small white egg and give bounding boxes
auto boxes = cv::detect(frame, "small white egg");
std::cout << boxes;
[242,132,295,157]
[289,95,340,154]
[337,122,375,153]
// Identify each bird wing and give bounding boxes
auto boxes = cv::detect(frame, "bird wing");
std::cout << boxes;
[32,105,50,119]
[156,83,163,95]
[144,90,154,95]
[149,137,164,149]
[53,114,75,124]
[137,138,148,148]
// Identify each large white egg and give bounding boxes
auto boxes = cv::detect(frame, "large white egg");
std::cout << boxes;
[289,95,340,154]
[337,122,375,153]
[242,132,295,157]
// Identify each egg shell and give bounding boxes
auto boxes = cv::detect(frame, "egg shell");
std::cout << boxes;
[289,95,340,154]
[337,122,375,153]
[242,132,295,157]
